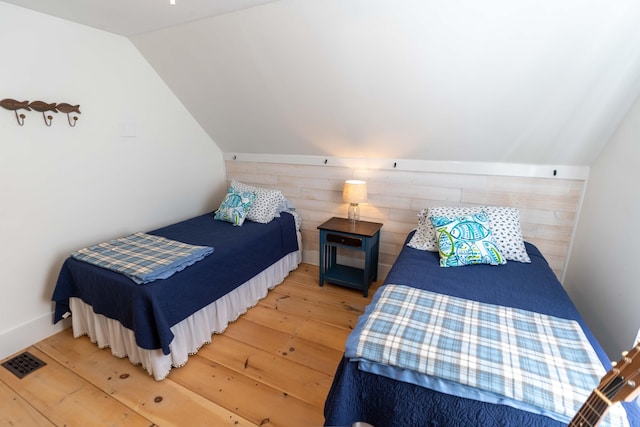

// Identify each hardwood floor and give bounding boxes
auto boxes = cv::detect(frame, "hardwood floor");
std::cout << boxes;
[0,264,381,427]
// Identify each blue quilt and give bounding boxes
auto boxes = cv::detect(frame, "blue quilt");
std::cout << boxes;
[71,232,214,284]
[52,212,298,355]
[347,285,628,426]
[324,232,640,427]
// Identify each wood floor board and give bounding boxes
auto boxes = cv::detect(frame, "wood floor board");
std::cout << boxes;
[0,380,55,427]
[33,331,255,427]
[221,317,344,376]
[196,334,332,408]
[2,263,373,427]
[0,346,154,427]
[258,291,362,331]
[169,354,324,427]
[240,305,352,353]
[269,282,371,315]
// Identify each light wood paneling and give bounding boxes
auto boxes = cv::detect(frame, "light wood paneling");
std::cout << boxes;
[226,160,586,280]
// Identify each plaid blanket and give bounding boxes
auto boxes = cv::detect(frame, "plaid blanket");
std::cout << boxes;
[72,232,214,284]
[350,284,629,426]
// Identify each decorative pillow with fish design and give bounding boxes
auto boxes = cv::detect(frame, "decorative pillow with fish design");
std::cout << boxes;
[430,212,506,267]
[408,205,530,263]
[230,180,287,224]
[214,190,256,226]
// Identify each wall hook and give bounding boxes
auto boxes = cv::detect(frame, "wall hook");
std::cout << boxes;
[2,99,81,127]
[57,103,81,127]
[66,115,78,127]
[28,101,57,127]
[15,111,26,126]
[1,98,31,126]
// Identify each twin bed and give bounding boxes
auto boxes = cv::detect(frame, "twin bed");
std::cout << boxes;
[52,181,301,380]
[324,207,640,427]
[52,198,639,425]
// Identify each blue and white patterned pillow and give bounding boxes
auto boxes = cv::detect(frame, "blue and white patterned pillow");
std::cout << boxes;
[230,180,287,224]
[408,205,531,263]
[430,212,506,267]
[214,190,256,226]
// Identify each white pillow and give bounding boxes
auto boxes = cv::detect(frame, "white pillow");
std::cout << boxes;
[407,205,531,263]
[230,180,287,224]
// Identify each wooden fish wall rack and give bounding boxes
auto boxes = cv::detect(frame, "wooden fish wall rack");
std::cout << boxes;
[0,98,81,127]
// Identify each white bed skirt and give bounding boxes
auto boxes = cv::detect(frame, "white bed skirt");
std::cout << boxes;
[69,246,302,380]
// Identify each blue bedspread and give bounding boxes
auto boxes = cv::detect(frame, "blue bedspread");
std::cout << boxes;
[52,212,298,355]
[324,232,640,427]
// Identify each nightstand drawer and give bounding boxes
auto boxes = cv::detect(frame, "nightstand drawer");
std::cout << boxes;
[326,233,362,248]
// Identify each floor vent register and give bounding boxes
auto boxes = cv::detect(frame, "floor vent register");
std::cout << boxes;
[2,351,47,379]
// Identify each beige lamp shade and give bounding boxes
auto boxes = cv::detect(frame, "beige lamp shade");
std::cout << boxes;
[343,180,367,204]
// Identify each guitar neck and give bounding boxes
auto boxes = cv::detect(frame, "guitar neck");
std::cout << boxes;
[569,343,640,427]
[568,389,611,427]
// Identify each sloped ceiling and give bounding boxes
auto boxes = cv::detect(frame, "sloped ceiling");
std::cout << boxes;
[7,0,640,165]
[134,0,640,165]
[0,0,280,36]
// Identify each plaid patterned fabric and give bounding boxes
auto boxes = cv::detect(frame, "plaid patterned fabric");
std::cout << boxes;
[72,232,213,284]
[353,284,628,426]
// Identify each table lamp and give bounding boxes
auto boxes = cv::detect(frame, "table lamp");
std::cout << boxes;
[343,180,367,224]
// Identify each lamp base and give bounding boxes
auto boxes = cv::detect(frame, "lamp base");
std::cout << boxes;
[348,203,360,224]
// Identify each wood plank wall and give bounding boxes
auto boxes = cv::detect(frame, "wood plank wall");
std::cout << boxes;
[225,160,586,281]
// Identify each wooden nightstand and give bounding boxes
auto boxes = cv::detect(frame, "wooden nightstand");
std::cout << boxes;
[317,217,383,297]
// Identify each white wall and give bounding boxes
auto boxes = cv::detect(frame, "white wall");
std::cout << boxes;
[564,94,640,358]
[0,3,226,359]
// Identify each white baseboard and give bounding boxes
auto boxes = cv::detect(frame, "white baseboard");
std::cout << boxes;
[0,312,70,361]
